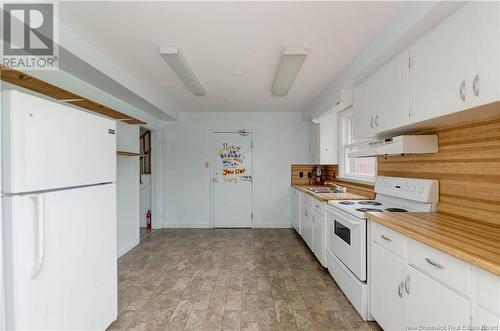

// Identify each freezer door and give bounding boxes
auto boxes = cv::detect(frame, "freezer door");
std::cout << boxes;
[2,90,116,194]
[3,184,117,330]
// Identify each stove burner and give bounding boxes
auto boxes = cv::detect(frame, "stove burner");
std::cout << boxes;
[385,208,408,212]
[338,201,355,205]
[356,208,384,213]
[358,201,382,206]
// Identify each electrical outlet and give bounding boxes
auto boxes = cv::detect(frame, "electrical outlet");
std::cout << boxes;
[299,172,304,178]
[307,172,312,178]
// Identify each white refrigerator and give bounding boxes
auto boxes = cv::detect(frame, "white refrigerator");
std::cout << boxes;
[1,90,118,330]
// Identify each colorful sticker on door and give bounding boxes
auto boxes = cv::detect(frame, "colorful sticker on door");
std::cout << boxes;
[218,143,248,184]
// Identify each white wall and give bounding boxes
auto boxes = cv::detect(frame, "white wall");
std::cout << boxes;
[116,122,140,258]
[162,112,309,228]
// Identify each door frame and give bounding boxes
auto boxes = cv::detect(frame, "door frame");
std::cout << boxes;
[140,125,163,230]
[210,130,255,229]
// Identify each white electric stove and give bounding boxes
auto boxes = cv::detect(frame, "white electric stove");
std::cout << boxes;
[324,176,439,321]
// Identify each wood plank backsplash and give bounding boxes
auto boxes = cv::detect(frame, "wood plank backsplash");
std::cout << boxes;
[378,114,500,225]
[291,164,338,185]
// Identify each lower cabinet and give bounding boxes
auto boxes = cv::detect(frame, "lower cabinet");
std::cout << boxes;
[369,221,500,330]
[312,210,324,265]
[301,204,313,250]
[371,242,406,331]
[291,189,301,234]
[405,266,470,327]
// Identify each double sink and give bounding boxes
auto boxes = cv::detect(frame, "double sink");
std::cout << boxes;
[306,186,347,194]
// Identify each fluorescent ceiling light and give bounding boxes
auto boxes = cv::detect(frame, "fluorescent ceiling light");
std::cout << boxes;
[271,47,307,96]
[160,47,206,96]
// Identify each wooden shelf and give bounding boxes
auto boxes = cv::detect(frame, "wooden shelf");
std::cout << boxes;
[0,65,146,125]
[117,151,144,157]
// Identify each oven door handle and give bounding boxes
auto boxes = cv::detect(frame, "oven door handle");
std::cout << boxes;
[334,217,361,227]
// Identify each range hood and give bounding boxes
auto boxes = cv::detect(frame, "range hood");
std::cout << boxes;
[347,135,438,158]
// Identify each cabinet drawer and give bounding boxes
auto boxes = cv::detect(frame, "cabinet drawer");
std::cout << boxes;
[313,198,323,215]
[371,221,405,258]
[408,238,471,297]
[476,267,500,315]
[302,193,313,207]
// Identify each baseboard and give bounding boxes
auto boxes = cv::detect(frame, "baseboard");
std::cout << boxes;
[163,223,292,229]
[117,238,140,259]
[253,223,293,228]
[164,223,212,228]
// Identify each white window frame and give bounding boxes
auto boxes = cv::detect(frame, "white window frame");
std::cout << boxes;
[338,107,377,184]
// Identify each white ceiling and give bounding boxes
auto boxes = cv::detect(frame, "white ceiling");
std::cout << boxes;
[60,2,403,114]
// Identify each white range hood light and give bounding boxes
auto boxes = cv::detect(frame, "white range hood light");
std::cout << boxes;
[271,47,307,96]
[160,46,206,96]
[347,135,438,158]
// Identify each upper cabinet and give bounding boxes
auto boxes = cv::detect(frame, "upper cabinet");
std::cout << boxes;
[310,111,338,164]
[410,5,472,123]
[319,111,338,164]
[353,49,410,140]
[353,2,500,141]
[410,2,500,123]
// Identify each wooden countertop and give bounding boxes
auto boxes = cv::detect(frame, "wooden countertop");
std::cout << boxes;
[366,212,500,276]
[292,185,368,201]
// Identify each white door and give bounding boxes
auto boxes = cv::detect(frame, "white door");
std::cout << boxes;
[410,4,472,123]
[4,184,117,330]
[212,132,253,227]
[370,242,406,331]
[2,90,116,194]
[405,266,470,327]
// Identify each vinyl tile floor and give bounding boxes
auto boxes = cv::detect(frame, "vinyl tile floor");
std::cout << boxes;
[108,229,382,331]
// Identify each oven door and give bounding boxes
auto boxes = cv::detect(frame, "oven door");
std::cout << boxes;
[326,206,366,282]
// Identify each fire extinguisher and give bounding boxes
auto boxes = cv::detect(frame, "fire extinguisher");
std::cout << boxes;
[314,165,323,185]
[146,210,152,230]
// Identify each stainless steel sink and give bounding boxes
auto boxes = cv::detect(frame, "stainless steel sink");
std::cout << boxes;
[306,187,346,194]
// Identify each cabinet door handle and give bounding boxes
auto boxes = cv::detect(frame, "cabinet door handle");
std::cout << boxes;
[375,115,379,127]
[404,275,410,295]
[315,204,321,208]
[380,234,392,242]
[304,210,309,217]
[398,281,404,298]
[473,74,480,97]
[459,80,467,101]
[370,117,374,128]
[425,258,445,269]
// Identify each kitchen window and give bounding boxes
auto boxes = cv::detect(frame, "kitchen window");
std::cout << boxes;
[338,108,377,182]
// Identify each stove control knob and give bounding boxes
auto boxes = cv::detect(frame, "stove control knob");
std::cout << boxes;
[403,184,409,191]
[385,182,391,188]
[410,185,416,192]
[418,187,424,193]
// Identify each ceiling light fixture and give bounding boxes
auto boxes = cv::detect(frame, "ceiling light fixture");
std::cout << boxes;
[160,46,206,96]
[271,47,307,96]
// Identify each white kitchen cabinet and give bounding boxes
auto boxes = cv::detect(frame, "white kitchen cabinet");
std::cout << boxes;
[312,210,324,265]
[301,204,313,250]
[469,2,500,108]
[371,242,406,331]
[410,4,472,123]
[369,221,500,330]
[405,266,470,327]
[319,111,338,164]
[309,122,320,164]
[353,49,410,139]
[291,189,301,235]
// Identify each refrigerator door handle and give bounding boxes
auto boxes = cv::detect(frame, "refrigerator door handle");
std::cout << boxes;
[30,194,45,279]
